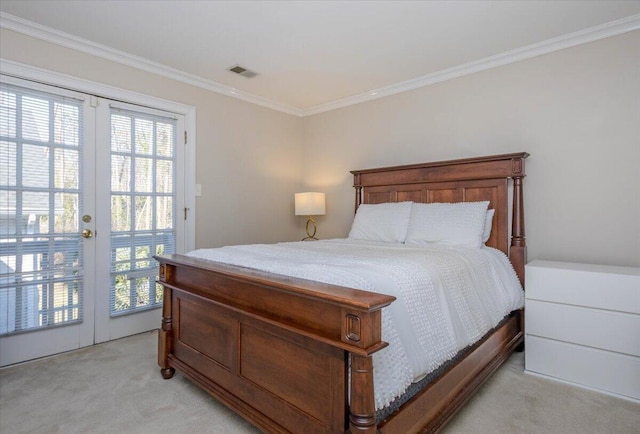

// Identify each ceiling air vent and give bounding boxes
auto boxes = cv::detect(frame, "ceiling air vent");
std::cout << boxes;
[228,65,258,78]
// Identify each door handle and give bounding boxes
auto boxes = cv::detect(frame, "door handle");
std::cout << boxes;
[82,229,93,239]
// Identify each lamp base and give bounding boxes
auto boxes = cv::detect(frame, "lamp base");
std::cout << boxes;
[302,216,319,241]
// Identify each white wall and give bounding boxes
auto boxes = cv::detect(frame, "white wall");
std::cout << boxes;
[302,31,640,267]
[0,28,304,248]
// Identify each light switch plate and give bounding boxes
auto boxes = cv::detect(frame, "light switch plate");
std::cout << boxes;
[195,184,202,197]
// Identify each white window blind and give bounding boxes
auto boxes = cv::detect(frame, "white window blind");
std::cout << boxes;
[109,107,177,316]
[0,83,84,335]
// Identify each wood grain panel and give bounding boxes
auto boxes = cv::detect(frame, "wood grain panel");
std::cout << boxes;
[463,186,497,205]
[366,191,394,204]
[176,297,237,371]
[397,190,422,203]
[240,324,340,423]
[426,187,460,203]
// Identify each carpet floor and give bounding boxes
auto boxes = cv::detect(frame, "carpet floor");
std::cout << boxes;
[1,330,638,433]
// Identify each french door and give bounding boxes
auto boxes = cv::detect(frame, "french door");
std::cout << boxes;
[0,76,187,366]
[94,100,185,344]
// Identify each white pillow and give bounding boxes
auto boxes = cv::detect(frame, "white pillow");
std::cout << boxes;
[348,202,413,243]
[483,209,495,243]
[405,201,490,248]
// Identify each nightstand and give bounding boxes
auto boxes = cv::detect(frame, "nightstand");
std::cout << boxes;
[524,260,640,402]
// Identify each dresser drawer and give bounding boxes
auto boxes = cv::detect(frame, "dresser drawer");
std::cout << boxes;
[526,299,640,356]
[525,336,640,401]
[526,260,640,314]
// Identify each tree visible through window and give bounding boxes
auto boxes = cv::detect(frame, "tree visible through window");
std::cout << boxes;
[109,110,176,316]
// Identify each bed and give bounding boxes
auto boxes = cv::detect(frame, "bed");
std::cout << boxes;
[155,152,529,433]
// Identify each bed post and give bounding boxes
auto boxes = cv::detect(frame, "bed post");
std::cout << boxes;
[349,353,377,434]
[354,173,362,212]
[158,263,175,379]
[510,171,526,288]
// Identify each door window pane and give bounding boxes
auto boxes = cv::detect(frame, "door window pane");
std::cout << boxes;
[156,122,173,157]
[22,144,49,188]
[22,96,50,142]
[54,148,79,189]
[135,119,153,155]
[134,157,153,192]
[54,192,79,233]
[0,91,17,138]
[111,115,131,152]
[111,195,131,232]
[111,155,131,192]
[155,160,173,193]
[54,103,79,146]
[0,142,17,186]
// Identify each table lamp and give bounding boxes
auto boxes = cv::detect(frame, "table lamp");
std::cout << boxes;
[295,192,326,241]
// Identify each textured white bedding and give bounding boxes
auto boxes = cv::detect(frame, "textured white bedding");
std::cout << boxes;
[188,238,523,410]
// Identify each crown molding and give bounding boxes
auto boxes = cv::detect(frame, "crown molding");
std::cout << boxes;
[0,58,196,116]
[2,11,638,118]
[301,14,640,116]
[0,12,302,116]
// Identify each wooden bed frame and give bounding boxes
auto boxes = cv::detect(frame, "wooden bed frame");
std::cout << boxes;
[155,152,529,434]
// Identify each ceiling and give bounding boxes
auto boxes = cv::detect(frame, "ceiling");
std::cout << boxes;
[1,1,639,115]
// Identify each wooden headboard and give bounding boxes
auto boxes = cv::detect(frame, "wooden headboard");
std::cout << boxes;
[351,152,529,286]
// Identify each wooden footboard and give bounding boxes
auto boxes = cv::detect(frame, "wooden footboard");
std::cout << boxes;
[156,254,395,434]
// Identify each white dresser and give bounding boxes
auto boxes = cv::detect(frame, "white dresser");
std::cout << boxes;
[524,260,640,402]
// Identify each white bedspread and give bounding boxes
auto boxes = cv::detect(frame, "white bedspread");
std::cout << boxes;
[188,239,523,410]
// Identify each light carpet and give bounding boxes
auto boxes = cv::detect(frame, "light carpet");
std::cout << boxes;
[0,331,638,434]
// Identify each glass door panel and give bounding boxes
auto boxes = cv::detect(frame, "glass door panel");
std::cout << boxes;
[94,101,182,343]
[0,79,95,366]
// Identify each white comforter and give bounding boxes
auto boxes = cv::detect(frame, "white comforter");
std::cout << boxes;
[188,239,524,410]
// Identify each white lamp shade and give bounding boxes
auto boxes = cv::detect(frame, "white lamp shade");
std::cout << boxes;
[295,192,326,216]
